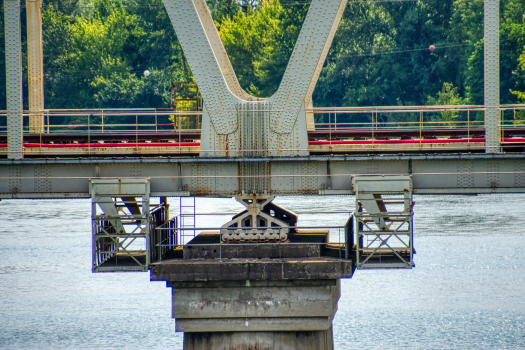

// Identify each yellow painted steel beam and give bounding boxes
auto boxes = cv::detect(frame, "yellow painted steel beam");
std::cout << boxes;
[26,0,44,134]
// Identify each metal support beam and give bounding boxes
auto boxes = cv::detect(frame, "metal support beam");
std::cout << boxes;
[484,0,501,153]
[220,195,297,242]
[26,0,45,134]
[162,0,346,157]
[4,0,23,159]
[1,154,525,198]
[191,0,254,102]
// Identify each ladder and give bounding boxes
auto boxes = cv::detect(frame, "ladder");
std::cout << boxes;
[179,197,196,245]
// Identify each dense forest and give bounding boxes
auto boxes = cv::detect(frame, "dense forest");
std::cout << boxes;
[0,0,525,112]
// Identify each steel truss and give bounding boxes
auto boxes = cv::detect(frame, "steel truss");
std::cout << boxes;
[353,176,414,269]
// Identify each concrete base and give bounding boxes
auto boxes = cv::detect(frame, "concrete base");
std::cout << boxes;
[151,230,354,350]
[184,329,333,350]
[165,279,340,350]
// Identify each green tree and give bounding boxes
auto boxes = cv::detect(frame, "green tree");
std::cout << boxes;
[464,39,484,104]
[510,46,525,122]
[501,0,525,104]
[0,3,6,111]
[219,0,284,97]
[315,2,397,108]
[315,0,459,109]
[42,0,190,110]
[458,0,525,104]
[6,0,525,119]
[206,0,241,23]
[427,82,467,123]
[253,2,307,96]
[43,5,80,108]
[448,0,483,98]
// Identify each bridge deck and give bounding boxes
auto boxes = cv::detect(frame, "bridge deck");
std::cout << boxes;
[1,152,525,198]
[0,141,497,156]
[1,128,524,157]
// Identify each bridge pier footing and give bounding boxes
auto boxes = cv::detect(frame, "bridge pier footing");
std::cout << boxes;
[183,329,333,350]
[167,279,340,350]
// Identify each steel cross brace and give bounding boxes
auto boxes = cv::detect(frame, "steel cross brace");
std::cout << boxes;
[361,222,409,248]
[359,218,412,264]
[359,220,411,265]
[360,235,410,267]
[94,230,145,268]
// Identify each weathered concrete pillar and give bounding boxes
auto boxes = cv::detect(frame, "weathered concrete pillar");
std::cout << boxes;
[184,329,333,350]
[168,280,340,350]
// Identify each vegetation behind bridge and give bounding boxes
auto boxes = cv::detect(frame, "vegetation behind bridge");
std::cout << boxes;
[0,0,524,114]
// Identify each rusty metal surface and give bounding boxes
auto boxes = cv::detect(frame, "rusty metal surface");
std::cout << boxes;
[0,131,200,144]
[0,142,500,157]
[6,127,525,144]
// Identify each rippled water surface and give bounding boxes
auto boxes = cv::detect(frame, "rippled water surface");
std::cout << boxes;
[1,194,524,349]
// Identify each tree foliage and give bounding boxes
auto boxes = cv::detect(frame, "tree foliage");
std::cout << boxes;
[510,46,525,121]
[511,47,525,101]
[218,0,306,97]
[427,82,466,122]
[39,0,189,110]
[1,0,525,112]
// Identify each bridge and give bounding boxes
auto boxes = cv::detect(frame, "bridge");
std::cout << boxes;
[2,0,524,348]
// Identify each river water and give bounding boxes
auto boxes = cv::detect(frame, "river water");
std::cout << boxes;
[1,194,524,349]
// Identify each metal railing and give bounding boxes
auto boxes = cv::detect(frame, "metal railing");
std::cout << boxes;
[1,105,524,155]
[154,224,353,262]
[1,105,524,135]
[92,201,173,272]
[0,109,201,134]
[153,212,355,263]
[313,104,525,132]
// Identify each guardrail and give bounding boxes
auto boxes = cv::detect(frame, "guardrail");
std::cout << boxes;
[1,105,524,154]
[154,223,354,263]
[152,210,355,263]
[0,109,200,134]
[0,105,524,135]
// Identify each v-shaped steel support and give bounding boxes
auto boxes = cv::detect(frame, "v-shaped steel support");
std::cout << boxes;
[163,0,347,156]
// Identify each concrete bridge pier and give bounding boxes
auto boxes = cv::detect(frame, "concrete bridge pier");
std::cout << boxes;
[184,329,333,350]
[168,279,340,350]
[149,198,354,350]
[151,249,353,350]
